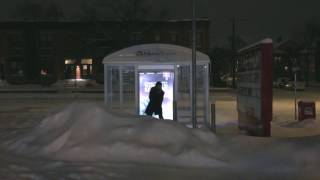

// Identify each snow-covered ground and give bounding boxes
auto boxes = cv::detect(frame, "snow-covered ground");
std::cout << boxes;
[212,89,320,137]
[0,102,319,179]
[0,90,319,179]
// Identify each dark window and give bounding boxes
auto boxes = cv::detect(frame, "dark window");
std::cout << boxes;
[39,32,54,47]
[188,31,203,48]
[155,34,161,42]
[197,32,204,48]
[8,33,24,47]
[170,33,178,43]
[40,57,53,74]
[8,57,24,75]
[131,32,142,43]
[0,61,4,80]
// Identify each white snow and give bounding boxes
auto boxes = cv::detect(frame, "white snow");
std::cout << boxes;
[0,102,320,179]
[3,103,226,168]
[238,38,273,52]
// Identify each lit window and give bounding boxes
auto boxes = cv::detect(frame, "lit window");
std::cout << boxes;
[41,69,48,75]
[81,59,93,64]
[83,65,87,70]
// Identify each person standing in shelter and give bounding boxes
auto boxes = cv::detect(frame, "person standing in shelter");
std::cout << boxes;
[145,81,165,119]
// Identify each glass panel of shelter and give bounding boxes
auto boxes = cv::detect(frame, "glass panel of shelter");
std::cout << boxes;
[106,65,136,113]
[176,65,191,124]
[122,66,135,111]
[196,65,206,126]
[106,66,120,107]
[106,64,209,125]
[175,64,208,126]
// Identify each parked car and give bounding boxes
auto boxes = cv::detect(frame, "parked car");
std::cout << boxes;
[273,77,290,88]
[284,81,306,91]
[221,74,238,87]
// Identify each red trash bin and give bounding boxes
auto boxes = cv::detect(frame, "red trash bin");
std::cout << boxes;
[298,101,316,121]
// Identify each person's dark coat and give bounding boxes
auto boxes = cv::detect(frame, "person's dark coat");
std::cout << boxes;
[145,86,164,116]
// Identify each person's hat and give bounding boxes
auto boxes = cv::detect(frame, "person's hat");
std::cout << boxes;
[156,81,162,86]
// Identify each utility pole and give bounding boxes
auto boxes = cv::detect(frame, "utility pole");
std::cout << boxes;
[191,0,197,128]
[230,17,246,89]
[231,17,236,89]
[294,72,297,121]
[292,64,299,121]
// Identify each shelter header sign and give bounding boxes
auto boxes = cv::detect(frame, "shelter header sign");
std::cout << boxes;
[237,39,273,137]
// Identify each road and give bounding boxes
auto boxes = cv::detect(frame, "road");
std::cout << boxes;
[0,88,320,137]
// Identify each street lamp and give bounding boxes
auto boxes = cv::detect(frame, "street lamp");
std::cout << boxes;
[191,0,197,128]
[292,66,300,121]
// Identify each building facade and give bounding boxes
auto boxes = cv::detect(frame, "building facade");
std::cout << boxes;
[0,19,210,84]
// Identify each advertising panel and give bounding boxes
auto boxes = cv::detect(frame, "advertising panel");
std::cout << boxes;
[139,72,174,120]
[237,39,273,137]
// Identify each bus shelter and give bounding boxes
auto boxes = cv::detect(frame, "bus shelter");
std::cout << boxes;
[103,44,210,126]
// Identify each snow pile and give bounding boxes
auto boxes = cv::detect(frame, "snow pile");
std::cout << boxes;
[281,119,316,128]
[3,103,226,168]
[272,118,320,137]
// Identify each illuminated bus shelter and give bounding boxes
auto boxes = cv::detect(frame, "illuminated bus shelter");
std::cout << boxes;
[103,44,210,126]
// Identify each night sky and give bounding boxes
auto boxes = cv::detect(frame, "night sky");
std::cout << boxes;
[0,0,319,46]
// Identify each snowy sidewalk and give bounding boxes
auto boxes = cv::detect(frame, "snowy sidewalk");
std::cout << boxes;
[0,83,103,93]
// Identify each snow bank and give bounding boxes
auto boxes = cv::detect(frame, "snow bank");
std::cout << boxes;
[281,119,316,128]
[1,103,320,179]
[3,103,226,168]
[272,119,320,137]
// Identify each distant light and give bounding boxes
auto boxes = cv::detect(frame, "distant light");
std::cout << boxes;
[66,79,87,82]
[65,59,76,65]
[81,59,93,65]
[76,66,81,79]
[40,69,47,75]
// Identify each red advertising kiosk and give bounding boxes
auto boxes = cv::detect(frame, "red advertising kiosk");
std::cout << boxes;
[237,39,273,137]
[298,101,316,121]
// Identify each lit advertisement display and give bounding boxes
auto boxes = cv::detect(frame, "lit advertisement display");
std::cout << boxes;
[139,72,174,120]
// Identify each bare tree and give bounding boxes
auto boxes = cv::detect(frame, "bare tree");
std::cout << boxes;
[299,20,320,85]
[77,0,162,48]
[209,47,233,87]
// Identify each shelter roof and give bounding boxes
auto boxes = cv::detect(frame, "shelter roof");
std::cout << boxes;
[103,44,210,65]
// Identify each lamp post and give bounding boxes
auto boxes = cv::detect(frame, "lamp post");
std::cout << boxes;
[292,66,300,121]
[191,0,197,128]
